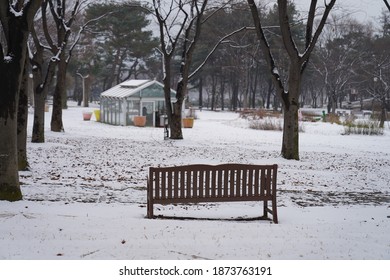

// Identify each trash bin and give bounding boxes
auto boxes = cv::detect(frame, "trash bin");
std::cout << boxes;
[160,114,168,127]
[94,109,101,122]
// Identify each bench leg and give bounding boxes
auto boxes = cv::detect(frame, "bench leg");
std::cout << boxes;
[263,200,268,219]
[146,179,153,218]
[147,201,153,218]
[272,199,278,224]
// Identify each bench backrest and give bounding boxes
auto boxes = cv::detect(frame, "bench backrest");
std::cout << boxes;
[148,164,278,204]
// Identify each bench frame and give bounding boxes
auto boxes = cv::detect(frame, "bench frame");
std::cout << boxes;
[147,164,278,223]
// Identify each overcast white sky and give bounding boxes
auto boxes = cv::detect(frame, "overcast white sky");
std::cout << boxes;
[293,0,387,24]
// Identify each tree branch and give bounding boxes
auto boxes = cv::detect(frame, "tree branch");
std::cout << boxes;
[305,0,317,49]
[42,0,57,53]
[67,11,114,64]
[278,0,299,60]
[189,26,248,80]
[384,0,390,12]
[247,0,284,95]
[301,0,336,63]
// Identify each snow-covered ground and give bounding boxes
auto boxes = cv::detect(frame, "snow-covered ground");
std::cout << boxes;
[1,103,389,260]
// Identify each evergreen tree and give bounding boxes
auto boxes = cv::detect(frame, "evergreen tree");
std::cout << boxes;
[83,1,158,91]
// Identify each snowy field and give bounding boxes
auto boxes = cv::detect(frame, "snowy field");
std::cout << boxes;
[0,103,389,260]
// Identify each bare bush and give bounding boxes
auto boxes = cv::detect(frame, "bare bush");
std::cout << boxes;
[343,120,384,135]
[249,117,305,132]
[249,118,283,131]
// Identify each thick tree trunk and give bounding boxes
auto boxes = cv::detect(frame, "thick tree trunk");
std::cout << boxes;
[170,102,183,139]
[170,81,185,140]
[51,59,66,132]
[0,83,22,200]
[0,0,41,201]
[32,88,46,142]
[0,43,25,202]
[31,61,56,143]
[17,60,29,171]
[0,116,21,201]
[282,104,300,160]
[281,67,301,160]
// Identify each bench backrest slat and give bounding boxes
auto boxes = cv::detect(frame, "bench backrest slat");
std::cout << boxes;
[260,169,265,196]
[247,169,253,196]
[162,171,166,199]
[149,164,277,201]
[173,170,178,198]
[199,170,205,198]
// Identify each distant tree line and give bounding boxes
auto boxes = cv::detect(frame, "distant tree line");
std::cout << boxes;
[68,1,390,116]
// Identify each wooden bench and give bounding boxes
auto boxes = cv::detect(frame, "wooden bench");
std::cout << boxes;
[147,164,278,223]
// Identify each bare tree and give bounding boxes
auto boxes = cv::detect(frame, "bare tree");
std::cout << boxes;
[247,0,336,160]
[152,0,208,139]
[314,18,369,113]
[29,0,58,142]
[46,0,84,132]
[30,0,99,140]
[365,44,390,128]
[0,0,41,201]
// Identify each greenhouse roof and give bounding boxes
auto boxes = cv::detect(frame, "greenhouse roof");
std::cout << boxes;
[100,79,176,99]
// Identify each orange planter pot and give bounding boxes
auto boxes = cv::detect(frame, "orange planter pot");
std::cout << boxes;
[182,117,194,128]
[133,116,146,127]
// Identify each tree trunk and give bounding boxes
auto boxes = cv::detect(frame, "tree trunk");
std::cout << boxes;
[379,97,387,128]
[282,104,299,160]
[251,67,259,108]
[83,75,91,107]
[0,0,41,201]
[51,59,66,132]
[75,73,83,106]
[281,67,301,160]
[0,112,21,201]
[0,39,25,202]
[220,77,225,111]
[32,92,46,143]
[106,49,121,89]
[170,81,185,140]
[211,74,217,111]
[266,78,273,109]
[31,60,56,143]
[231,76,239,111]
[17,58,30,171]
[198,77,203,109]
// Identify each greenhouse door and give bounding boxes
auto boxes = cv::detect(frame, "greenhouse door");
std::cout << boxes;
[141,101,154,126]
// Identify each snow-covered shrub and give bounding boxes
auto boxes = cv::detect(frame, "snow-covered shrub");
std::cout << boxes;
[249,117,305,132]
[249,117,283,131]
[343,120,384,135]
[325,113,341,124]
